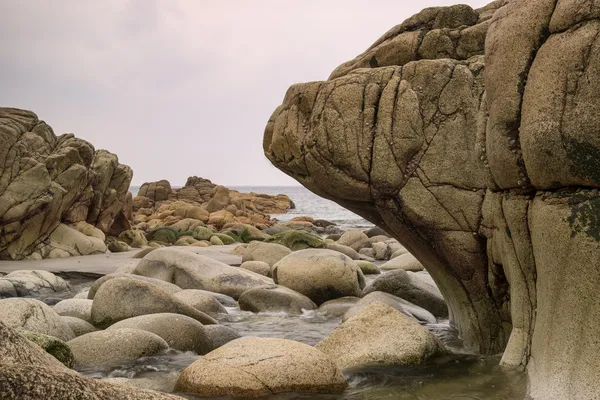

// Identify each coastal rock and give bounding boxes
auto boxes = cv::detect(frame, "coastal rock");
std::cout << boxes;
[371,242,390,260]
[60,316,97,337]
[0,298,74,341]
[19,330,74,368]
[316,302,446,369]
[0,108,132,260]
[241,241,291,266]
[67,328,169,367]
[343,291,436,324]
[182,289,237,307]
[107,239,131,253]
[107,313,211,355]
[240,260,271,277]
[87,273,182,299]
[175,337,347,397]
[118,228,148,248]
[356,260,380,275]
[238,284,317,314]
[132,247,273,299]
[172,289,228,317]
[264,230,325,251]
[53,299,93,323]
[137,180,171,203]
[204,325,241,352]
[0,270,70,298]
[326,243,360,260]
[364,270,447,318]
[380,253,424,271]
[317,297,361,317]
[90,277,217,328]
[273,249,365,305]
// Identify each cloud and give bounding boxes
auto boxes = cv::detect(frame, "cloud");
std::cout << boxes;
[0,0,491,186]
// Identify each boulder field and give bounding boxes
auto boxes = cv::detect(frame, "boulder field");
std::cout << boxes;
[264,1,600,398]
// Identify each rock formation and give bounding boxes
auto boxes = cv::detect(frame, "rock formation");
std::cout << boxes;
[0,108,132,260]
[264,1,600,398]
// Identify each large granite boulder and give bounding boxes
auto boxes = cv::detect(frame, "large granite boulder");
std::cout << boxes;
[264,2,600,397]
[316,302,446,370]
[272,249,366,305]
[0,108,132,260]
[175,337,347,397]
[0,270,70,298]
[132,247,273,299]
[238,284,317,314]
[241,241,291,266]
[0,298,75,341]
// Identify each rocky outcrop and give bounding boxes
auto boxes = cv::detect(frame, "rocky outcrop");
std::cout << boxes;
[0,108,132,260]
[264,1,600,398]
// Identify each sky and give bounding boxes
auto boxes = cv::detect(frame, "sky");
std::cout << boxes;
[0,0,490,186]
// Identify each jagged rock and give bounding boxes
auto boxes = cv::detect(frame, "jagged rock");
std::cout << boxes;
[0,298,75,341]
[238,284,317,314]
[175,337,347,397]
[90,277,217,328]
[107,313,212,355]
[273,249,366,305]
[67,328,169,367]
[316,302,446,370]
[118,228,148,248]
[138,180,172,203]
[132,247,273,299]
[0,108,133,260]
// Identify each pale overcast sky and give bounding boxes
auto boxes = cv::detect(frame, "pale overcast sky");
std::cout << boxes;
[0,1,490,186]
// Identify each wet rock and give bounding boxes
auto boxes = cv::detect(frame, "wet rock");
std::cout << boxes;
[204,325,241,351]
[240,260,271,277]
[107,313,212,355]
[238,284,317,314]
[363,270,448,318]
[185,289,237,307]
[68,328,169,367]
[317,302,446,370]
[90,278,217,328]
[380,253,424,271]
[172,289,228,317]
[343,291,436,324]
[53,299,93,323]
[0,270,70,298]
[273,249,366,305]
[175,337,347,397]
[241,241,291,266]
[317,297,361,317]
[0,298,74,341]
[132,247,273,299]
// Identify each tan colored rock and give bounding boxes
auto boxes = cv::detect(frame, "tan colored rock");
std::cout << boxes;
[173,289,228,317]
[240,260,271,277]
[380,253,424,272]
[242,241,291,266]
[175,337,347,397]
[0,298,74,341]
[316,302,446,369]
[238,284,317,314]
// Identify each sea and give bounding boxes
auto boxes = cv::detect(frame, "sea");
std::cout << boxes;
[129,185,373,230]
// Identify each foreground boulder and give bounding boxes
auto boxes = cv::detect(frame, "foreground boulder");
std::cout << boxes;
[317,302,446,370]
[273,249,365,304]
[0,108,132,260]
[67,328,169,367]
[0,322,182,399]
[343,291,436,324]
[90,277,217,328]
[175,337,347,397]
[380,253,424,271]
[0,298,74,341]
[132,247,273,299]
[87,273,183,299]
[364,270,448,318]
[238,284,317,314]
[107,313,212,355]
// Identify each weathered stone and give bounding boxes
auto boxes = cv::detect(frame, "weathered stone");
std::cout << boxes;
[203,325,241,352]
[238,284,317,314]
[0,298,74,341]
[175,337,347,397]
[356,260,380,275]
[172,289,228,317]
[87,273,182,299]
[337,230,371,251]
[343,291,436,324]
[19,330,74,367]
[241,241,291,266]
[240,260,271,277]
[380,253,424,271]
[273,249,366,305]
[53,299,93,323]
[60,316,97,337]
[316,302,446,370]
[0,270,70,298]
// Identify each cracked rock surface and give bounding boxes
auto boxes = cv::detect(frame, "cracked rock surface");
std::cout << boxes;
[264,1,600,399]
[0,108,132,260]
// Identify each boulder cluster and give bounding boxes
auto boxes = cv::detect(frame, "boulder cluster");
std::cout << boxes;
[0,224,448,398]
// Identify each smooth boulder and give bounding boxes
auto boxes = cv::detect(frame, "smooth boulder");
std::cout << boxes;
[273,249,365,305]
[60,316,97,337]
[0,270,70,298]
[204,325,242,352]
[172,289,228,317]
[380,253,424,272]
[317,302,446,370]
[317,297,361,317]
[356,260,380,275]
[53,299,93,323]
[241,241,291,266]
[87,273,183,299]
[0,298,74,341]
[133,248,273,299]
[90,278,217,328]
[67,328,169,367]
[107,313,211,355]
[238,284,317,314]
[240,260,271,277]
[343,291,436,324]
[175,337,347,397]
